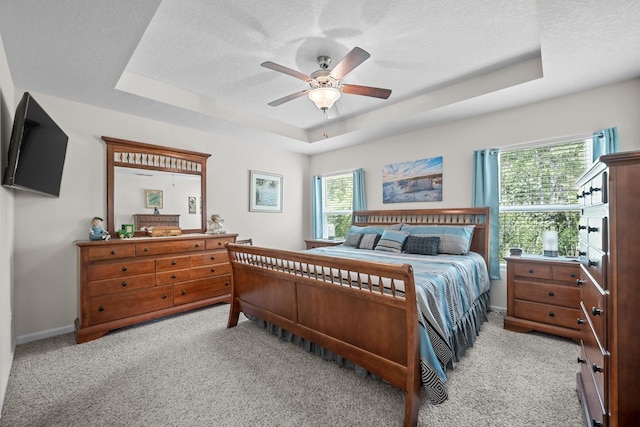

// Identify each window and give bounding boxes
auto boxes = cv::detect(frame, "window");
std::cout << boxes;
[499,137,592,259]
[321,173,353,239]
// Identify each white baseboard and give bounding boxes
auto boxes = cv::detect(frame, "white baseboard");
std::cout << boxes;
[490,304,506,313]
[0,345,15,420]
[16,324,75,345]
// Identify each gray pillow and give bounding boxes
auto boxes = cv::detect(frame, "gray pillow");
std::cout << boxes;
[404,236,440,256]
[357,233,381,250]
[344,232,363,247]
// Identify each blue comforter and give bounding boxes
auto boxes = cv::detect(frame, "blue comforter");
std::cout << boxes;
[307,245,491,403]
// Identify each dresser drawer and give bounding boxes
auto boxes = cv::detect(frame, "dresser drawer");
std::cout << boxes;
[156,255,190,272]
[174,276,231,305]
[581,248,607,289]
[513,263,552,280]
[580,278,607,342]
[513,300,581,330]
[513,281,579,309]
[135,239,206,256]
[206,236,235,250]
[87,274,155,297]
[580,320,607,411]
[578,343,606,427]
[190,263,232,279]
[550,264,580,284]
[190,250,229,267]
[579,216,608,252]
[86,244,135,261]
[88,259,156,281]
[87,285,174,325]
[156,269,190,285]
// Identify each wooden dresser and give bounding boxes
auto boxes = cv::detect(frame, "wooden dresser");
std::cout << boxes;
[133,213,180,230]
[75,233,237,343]
[575,151,640,427]
[504,255,581,340]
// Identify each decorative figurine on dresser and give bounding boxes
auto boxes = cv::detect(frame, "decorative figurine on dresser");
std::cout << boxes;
[89,217,110,241]
[75,136,238,344]
[574,150,640,427]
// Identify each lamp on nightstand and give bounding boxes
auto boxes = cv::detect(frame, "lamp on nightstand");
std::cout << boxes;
[543,231,558,257]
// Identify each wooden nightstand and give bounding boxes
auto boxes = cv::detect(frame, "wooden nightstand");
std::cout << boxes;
[504,255,581,340]
[304,239,344,250]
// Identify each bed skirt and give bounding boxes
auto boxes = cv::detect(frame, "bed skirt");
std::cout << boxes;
[245,290,490,404]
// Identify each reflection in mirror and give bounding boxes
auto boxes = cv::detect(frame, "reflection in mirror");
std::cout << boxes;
[103,136,210,236]
[114,167,202,231]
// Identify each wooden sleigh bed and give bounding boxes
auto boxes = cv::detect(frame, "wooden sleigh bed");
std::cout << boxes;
[226,208,491,427]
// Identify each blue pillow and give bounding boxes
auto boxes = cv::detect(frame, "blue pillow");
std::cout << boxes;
[404,236,440,255]
[400,225,475,255]
[374,230,410,253]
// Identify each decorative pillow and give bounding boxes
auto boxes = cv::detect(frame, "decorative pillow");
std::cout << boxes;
[343,232,363,247]
[400,225,475,255]
[374,230,410,253]
[404,236,440,256]
[357,233,381,250]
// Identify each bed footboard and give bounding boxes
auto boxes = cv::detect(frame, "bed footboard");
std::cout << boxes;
[226,243,420,427]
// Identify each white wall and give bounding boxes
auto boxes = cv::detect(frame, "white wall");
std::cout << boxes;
[310,78,640,310]
[11,93,309,341]
[0,30,16,417]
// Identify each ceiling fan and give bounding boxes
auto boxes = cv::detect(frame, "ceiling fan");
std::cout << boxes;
[261,47,392,111]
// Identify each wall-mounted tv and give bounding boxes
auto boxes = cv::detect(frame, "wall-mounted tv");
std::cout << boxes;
[2,92,68,197]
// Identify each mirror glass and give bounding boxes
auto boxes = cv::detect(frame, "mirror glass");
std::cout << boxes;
[114,167,202,231]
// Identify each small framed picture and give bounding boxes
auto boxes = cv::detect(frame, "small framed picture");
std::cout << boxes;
[188,196,196,214]
[249,170,283,213]
[145,189,163,209]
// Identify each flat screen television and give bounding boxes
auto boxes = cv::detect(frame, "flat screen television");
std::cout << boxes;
[2,92,68,197]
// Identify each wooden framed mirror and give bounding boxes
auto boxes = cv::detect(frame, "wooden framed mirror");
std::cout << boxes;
[103,136,210,237]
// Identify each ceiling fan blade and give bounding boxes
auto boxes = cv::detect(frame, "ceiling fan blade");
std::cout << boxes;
[330,47,370,80]
[267,90,309,106]
[261,61,311,82]
[341,84,392,99]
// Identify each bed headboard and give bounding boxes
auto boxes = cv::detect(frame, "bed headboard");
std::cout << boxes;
[352,207,491,267]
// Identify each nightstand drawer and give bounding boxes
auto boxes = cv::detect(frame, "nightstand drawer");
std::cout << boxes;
[513,263,552,280]
[513,300,581,330]
[513,281,579,309]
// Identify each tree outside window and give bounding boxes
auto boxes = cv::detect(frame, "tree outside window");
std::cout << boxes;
[322,173,353,239]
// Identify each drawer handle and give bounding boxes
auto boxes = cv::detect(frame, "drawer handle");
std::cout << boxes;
[211,255,216,260]
[590,186,601,193]
[144,247,149,252]
[588,260,598,267]
[121,282,127,287]
[570,273,577,278]
[528,269,534,273]
[576,279,585,286]
[98,306,105,312]
[582,190,591,197]
[579,251,587,256]
[548,311,555,317]
[111,250,116,255]
[225,282,230,286]
[181,290,186,295]
[548,291,554,297]
[577,318,586,325]
[171,261,177,265]
[578,225,587,230]
[587,226,599,233]
[576,193,583,199]
[592,419,603,427]
[121,266,128,272]
[195,244,200,248]
[211,268,216,272]
[161,294,167,299]
[592,364,603,373]
[577,357,586,364]
[218,242,222,246]
[592,307,603,316]
[171,275,177,279]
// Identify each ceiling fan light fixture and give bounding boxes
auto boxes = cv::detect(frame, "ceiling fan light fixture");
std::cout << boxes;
[308,87,341,110]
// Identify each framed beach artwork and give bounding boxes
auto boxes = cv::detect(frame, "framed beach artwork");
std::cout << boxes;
[249,170,283,212]
[145,189,163,209]
[383,156,443,203]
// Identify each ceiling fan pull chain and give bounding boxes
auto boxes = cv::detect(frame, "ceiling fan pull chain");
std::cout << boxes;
[323,109,329,139]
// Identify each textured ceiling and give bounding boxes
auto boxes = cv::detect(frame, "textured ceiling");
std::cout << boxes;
[1,0,640,154]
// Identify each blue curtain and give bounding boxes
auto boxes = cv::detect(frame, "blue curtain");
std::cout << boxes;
[311,176,323,239]
[472,149,501,280]
[592,126,620,162]
[352,168,367,211]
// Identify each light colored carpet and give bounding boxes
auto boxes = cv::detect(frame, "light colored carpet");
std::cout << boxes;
[0,305,583,426]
